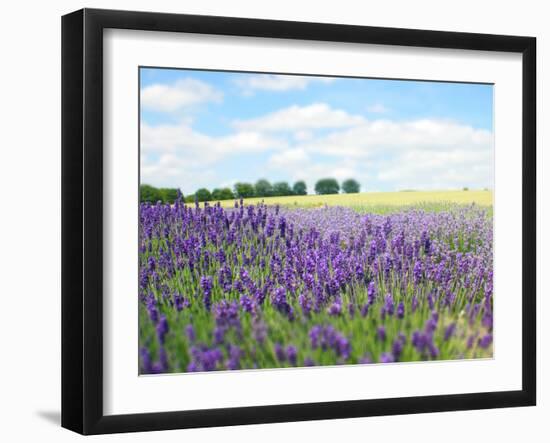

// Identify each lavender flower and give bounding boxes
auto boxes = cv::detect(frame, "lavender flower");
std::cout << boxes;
[239,295,254,313]
[359,355,373,364]
[274,343,286,362]
[444,323,456,341]
[379,352,395,363]
[286,345,298,366]
[327,300,342,316]
[377,326,386,342]
[226,345,243,370]
[156,315,169,344]
[360,303,370,318]
[396,301,405,319]
[200,276,213,312]
[478,334,493,349]
[367,281,377,305]
[139,200,494,373]
[185,324,195,342]
[392,338,404,360]
[384,293,395,316]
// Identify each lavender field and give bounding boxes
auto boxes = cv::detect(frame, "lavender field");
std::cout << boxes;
[138,198,493,374]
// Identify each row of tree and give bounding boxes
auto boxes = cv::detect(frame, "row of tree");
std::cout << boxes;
[140,178,361,203]
[315,178,360,195]
[234,179,307,199]
[139,184,181,204]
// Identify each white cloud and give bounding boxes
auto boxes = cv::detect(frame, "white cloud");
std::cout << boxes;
[141,121,285,161]
[375,146,493,190]
[293,130,313,141]
[320,120,491,191]
[140,121,287,191]
[235,74,335,94]
[260,108,493,191]
[296,118,492,160]
[142,100,493,192]
[141,78,222,112]
[268,148,309,170]
[366,103,389,114]
[233,103,365,132]
[267,148,361,193]
[141,153,219,190]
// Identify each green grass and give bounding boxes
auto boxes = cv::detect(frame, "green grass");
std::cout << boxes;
[215,189,493,212]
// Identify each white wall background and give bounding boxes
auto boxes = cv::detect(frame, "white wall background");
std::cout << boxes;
[0,1,546,441]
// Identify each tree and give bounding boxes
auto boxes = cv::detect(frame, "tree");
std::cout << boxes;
[234,182,255,198]
[292,180,307,196]
[159,188,181,203]
[140,184,163,203]
[341,179,360,194]
[212,187,234,201]
[272,181,292,196]
[314,178,340,195]
[195,188,212,202]
[254,179,273,197]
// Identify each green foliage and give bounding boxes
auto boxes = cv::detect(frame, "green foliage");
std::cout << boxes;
[463,187,469,191]
[140,184,161,203]
[272,181,293,197]
[211,188,235,201]
[158,188,181,204]
[292,180,307,196]
[140,184,182,204]
[140,184,182,203]
[195,188,212,202]
[254,179,273,197]
[342,178,361,194]
[234,182,255,198]
[314,178,340,195]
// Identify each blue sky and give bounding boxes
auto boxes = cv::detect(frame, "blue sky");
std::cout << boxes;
[140,67,494,194]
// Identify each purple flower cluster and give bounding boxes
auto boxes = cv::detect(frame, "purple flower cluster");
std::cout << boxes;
[309,325,351,360]
[139,199,493,374]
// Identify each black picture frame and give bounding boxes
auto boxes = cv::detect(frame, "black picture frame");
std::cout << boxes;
[61,8,537,435]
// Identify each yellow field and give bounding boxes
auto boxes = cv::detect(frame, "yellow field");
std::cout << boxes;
[216,190,493,210]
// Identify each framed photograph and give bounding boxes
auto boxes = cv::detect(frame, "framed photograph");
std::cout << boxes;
[61,8,536,435]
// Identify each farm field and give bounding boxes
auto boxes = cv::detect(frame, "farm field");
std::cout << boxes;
[215,189,493,211]
[139,194,493,374]
[138,67,495,376]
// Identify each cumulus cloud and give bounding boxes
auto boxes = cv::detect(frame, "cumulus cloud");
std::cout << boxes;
[235,74,335,94]
[140,121,286,190]
[233,103,365,132]
[296,118,493,160]
[141,78,222,112]
[256,105,493,191]
[268,148,310,170]
[366,103,389,114]
[316,119,491,190]
[142,100,493,193]
[293,130,313,141]
[141,122,285,160]
[375,146,493,190]
[267,149,361,193]
[141,152,219,190]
